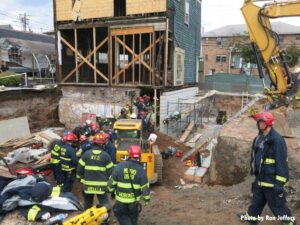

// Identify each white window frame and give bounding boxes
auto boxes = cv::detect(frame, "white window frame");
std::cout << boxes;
[184,0,190,25]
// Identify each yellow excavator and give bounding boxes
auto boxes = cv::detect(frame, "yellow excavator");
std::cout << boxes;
[241,0,300,108]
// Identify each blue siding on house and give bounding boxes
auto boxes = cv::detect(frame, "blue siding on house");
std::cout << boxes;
[168,0,201,84]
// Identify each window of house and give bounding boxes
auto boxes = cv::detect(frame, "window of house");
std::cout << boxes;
[278,35,284,43]
[114,0,126,17]
[217,37,227,46]
[205,54,208,61]
[232,55,242,68]
[184,0,190,25]
[98,53,108,64]
[296,34,300,40]
[216,55,226,63]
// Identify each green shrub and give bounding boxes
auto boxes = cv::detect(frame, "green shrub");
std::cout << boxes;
[0,72,22,86]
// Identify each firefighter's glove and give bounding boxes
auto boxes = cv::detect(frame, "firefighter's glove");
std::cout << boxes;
[274,185,284,198]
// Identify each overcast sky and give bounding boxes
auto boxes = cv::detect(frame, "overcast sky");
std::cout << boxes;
[202,0,300,33]
[0,0,299,34]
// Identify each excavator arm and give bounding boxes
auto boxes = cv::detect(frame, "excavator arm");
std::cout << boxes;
[241,0,300,107]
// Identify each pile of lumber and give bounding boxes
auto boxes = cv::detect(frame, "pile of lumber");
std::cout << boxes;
[0,129,61,150]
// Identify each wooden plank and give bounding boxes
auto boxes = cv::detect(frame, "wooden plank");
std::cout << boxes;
[56,0,73,21]
[152,31,156,86]
[185,133,203,147]
[123,35,125,84]
[108,28,113,86]
[61,36,109,82]
[80,0,113,19]
[139,33,141,84]
[115,37,153,73]
[164,19,169,86]
[112,36,161,81]
[126,0,167,15]
[111,27,154,36]
[93,27,97,83]
[62,37,108,83]
[132,34,135,83]
[74,29,78,83]
[179,121,195,143]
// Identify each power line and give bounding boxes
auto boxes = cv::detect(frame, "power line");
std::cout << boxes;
[19,13,30,32]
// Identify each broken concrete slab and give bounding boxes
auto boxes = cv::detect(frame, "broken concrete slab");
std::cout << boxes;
[0,147,49,165]
[0,117,31,145]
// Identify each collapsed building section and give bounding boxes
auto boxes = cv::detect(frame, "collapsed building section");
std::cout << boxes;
[53,0,202,128]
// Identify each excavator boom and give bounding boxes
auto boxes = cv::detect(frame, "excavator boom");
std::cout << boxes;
[241,0,300,107]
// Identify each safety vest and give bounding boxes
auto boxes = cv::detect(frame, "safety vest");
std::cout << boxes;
[50,186,61,197]
[27,205,41,221]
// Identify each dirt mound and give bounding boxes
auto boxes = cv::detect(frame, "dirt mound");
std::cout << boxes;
[155,132,191,187]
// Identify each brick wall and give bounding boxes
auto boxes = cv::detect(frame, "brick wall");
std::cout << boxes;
[202,34,300,76]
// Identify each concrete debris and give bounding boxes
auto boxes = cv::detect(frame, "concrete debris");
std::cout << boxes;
[180,178,186,186]
[0,147,49,165]
[0,117,31,145]
[175,183,199,190]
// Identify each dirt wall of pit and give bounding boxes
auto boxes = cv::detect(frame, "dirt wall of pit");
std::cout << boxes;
[0,88,62,131]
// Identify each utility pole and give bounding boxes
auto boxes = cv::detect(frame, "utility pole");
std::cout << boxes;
[19,13,29,32]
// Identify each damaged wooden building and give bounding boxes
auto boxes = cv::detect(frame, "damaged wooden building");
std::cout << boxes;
[53,0,202,131]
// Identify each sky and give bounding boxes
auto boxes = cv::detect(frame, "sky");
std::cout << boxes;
[202,0,300,33]
[0,0,300,34]
[0,0,53,33]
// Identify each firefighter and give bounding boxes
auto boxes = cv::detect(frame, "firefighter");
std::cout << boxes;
[60,132,78,193]
[108,145,150,225]
[93,133,117,165]
[77,133,114,211]
[119,108,128,119]
[77,130,93,158]
[49,135,66,185]
[239,112,295,225]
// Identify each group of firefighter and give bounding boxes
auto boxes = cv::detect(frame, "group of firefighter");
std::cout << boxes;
[49,101,152,225]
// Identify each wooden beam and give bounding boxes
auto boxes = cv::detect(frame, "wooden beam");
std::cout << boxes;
[132,34,135,84]
[123,35,125,84]
[152,31,156,86]
[115,37,153,73]
[108,28,113,86]
[111,27,154,36]
[93,27,97,83]
[164,19,169,86]
[62,37,108,82]
[74,29,78,83]
[112,36,162,81]
[154,88,157,129]
[139,33,141,84]
[61,36,109,82]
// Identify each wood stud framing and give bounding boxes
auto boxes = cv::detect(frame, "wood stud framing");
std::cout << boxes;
[59,26,167,87]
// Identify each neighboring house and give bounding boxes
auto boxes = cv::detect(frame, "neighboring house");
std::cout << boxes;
[53,0,201,87]
[0,25,55,75]
[202,22,300,76]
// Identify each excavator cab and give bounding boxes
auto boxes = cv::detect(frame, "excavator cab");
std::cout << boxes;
[113,119,163,184]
